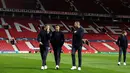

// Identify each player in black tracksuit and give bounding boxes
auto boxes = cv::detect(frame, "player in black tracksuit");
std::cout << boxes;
[37,25,51,70]
[71,21,84,71]
[50,25,65,69]
[116,30,128,66]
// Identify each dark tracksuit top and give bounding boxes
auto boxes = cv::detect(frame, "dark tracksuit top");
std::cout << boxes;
[50,31,65,48]
[116,35,128,49]
[72,27,84,47]
[37,29,51,47]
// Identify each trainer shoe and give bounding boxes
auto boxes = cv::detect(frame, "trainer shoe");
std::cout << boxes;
[118,62,121,66]
[55,65,59,70]
[41,66,45,70]
[78,67,81,71]
[71,66,76,70]
[124,62,126,66]
[44,65,48,69]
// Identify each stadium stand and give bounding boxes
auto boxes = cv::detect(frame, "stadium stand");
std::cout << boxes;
[1,17,130,53]
[40,0,70,11]
[91,42,115,52]
[0,0,130,54]
[0,29,7,38]
[100,0,130,15]
[84,33,112,40]
[30,40,39,48]
[5,0,24,9]
[4,0,37,9]
[16,40,33,51]
[0,40,14,51]
[4,17,40,38]
[106,42,119,51]
[74,0,106,13]
[0,0,2,8]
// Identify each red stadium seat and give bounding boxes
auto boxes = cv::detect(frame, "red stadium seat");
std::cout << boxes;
[0,40,14,51]
[16,40,33,51]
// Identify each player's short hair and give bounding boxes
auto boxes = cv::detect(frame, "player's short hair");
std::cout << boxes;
[55,24,60,27]
[75,21,80,25]
[45,24,50,27]
[122,30,127,34]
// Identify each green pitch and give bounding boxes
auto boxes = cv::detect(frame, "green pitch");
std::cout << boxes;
[0,53,130,73]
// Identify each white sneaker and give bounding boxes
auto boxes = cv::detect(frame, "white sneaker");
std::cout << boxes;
[124,62,126,66]
[55,65,59,70]
[44,65,48,69]
[118,62,121,66]
[71,66,76,70]
[78,67,81,71]
[41,66,45,70]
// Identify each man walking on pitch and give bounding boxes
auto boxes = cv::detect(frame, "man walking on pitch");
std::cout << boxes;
[71,21,84,71]
[37,25,51,70]
[51,25,65,69]
[116,30,128,66]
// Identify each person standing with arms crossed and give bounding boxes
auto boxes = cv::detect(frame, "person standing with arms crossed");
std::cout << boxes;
[50,25,65,70]
[116,30,128,66]
[37,25,51,70]
[71,21,84,71]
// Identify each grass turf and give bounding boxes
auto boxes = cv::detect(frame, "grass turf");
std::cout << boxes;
[0,53,130,73]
